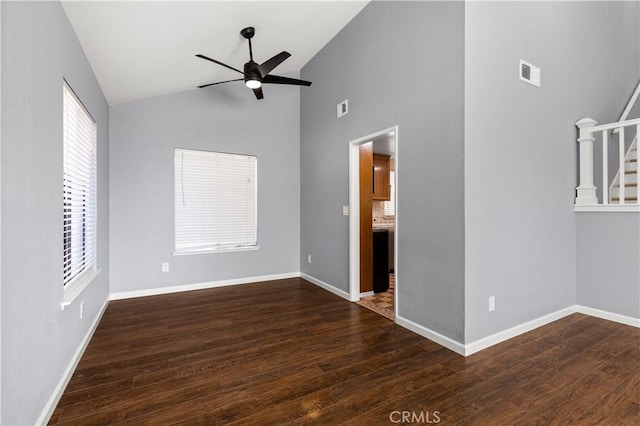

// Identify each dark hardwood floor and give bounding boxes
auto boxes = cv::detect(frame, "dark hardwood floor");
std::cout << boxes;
[50,278,640,425]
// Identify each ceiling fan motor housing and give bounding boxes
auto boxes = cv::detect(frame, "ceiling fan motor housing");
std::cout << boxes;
[243,60,261,85]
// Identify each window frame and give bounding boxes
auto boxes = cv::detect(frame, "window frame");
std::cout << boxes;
[61,80,99,307]
[173,148,259,255]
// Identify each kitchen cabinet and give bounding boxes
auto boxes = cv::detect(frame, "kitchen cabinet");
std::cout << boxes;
[372,154,391,201]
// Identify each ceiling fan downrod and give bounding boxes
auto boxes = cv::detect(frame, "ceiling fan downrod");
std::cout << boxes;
[240,27,255,62]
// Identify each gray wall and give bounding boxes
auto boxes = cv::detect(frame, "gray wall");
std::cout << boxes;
[1,2,110,424]
[109,82,300,294]
[464,1,639,343]
[577,213,640,319]
[300,1,466,342]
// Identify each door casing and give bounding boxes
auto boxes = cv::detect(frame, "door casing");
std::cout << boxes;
[348,125,398,312]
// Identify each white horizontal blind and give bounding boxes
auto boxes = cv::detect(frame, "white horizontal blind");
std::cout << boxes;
[175,149,257,253]
[384,170,395,216]
[63,82,97,287]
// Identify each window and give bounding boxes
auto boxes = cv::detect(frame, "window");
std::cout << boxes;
[174,149,257,254]
[384,170,395,216]
[63,81,97,290]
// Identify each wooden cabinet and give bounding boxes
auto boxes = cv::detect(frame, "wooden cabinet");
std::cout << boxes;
[372,154,391,201]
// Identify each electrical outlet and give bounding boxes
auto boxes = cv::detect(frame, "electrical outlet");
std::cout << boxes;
[80,301,85,319]
[162,262,170,272]
[342,205,349,216]
[489,296,495,312]
[307,255,312,264]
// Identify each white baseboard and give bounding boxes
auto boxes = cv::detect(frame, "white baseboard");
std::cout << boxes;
[300,273,351,301]
[360,291,374,298]
[576,305,640,328]
[464,306,576,356]
[109,272,300,300]
[395,315,466,356]
[36,298,109,425]
[396,304,638,358]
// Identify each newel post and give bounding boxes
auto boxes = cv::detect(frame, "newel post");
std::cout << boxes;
[575,118,598,205]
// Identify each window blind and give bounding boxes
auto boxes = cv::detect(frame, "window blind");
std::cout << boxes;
[63,82,97,288]
[174,149,257,253]
[384,170,395,216]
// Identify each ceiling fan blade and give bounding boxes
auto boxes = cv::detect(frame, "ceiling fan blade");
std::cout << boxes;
[198,78,244,89]
[262,75,312,86]
[253,87,264,100]
[257,51,291,78]
[195,54,245,75]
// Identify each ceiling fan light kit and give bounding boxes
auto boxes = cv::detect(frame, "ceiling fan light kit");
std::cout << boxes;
[245,79,261,89]
[196,26,311,100]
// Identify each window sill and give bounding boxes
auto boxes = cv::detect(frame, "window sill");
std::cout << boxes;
[172,246,260,256]
[61,268,101,310]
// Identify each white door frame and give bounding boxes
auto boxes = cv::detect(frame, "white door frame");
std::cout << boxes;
[348,125,398,314]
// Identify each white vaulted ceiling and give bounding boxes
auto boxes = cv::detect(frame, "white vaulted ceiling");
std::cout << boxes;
[62,1,369,105]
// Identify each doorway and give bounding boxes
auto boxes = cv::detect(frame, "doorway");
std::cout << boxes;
[348,126,398,319]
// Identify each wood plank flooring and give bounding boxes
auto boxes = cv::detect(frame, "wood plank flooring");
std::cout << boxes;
[50,278,640,425]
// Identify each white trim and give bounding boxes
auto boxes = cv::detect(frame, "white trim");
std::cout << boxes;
[574,204,640,212]
[110,272,300,300]
[61,268,101,309]
[396,305,638,358]
[348,141,361,300]
[464,306,576,356]
[576,305,640,328]
[359,291,374,298]
[395,315,466,356]
[300,273,352,301]
[36,298,109,426]
[172,245,260,256]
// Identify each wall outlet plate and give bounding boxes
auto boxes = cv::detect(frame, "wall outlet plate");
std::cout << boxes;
[162,262,170,272]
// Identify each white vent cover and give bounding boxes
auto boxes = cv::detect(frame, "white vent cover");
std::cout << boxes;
[519,59,541,87]
[337,99,348,118]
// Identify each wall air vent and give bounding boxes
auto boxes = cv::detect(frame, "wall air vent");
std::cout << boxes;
[520,59,541,88]
[337,99,348,118]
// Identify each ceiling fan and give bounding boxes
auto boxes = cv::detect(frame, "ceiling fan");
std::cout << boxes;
[196,26,312,100]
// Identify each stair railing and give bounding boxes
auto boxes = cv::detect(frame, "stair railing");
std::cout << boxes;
[575,117,639,206]
[615,81,640,126]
